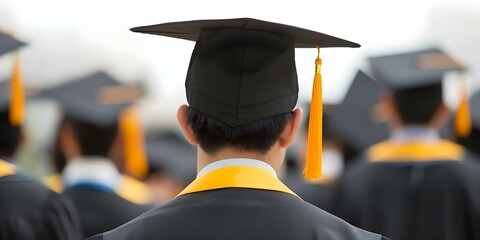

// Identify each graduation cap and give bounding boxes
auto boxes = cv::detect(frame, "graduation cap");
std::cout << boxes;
[146,131,197,185]
[132,18,361,179]
[0,31,26,56]
[40,71,149,178]
[330,71,389,152]
[0,31,26,126]
[369,48,470,136]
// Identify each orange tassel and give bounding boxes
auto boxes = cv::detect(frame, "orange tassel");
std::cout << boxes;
[303,47,322,179]
[9,53,25,126]
[119,107,148,178]
[454,79,471,137]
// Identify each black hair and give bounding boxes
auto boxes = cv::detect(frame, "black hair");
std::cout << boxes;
[0,111,21,158]
[65,116,119,158]
[186,107,293,154]
[392,84,443,125]
[51,118,67,173]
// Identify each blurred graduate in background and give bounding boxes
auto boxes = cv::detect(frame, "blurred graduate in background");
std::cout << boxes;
[0,31,82,240]
[39,71,153,238]
[43,72,153,207]
[333,48,480,240]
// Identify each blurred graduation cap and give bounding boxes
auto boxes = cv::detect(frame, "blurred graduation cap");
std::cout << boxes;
[132,18,361,179]
[369,48,470,136]
[0,31,26,126]
[0,31,26,56]
[146,131,197,185]
[369,48,465,89]
[330,71,389,153]
[40,71,149,178]
[40,72,144,127]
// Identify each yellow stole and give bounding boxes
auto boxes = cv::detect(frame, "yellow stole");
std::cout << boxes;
[177,166,300,198]
[0,159,16,177]
[367,140,464,162]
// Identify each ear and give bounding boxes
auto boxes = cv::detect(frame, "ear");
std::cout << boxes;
[108,132,125,171]
[59,121,81,159]
[381,91,401,128]
[177,104,198,145]
[430,102,450,128]
[279,108,303,148]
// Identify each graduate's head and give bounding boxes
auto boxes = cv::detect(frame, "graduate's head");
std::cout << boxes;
[58,115,120,160]
[180,105,301,156]
[132,18,360,177]
[369,48,465,129]
[41,72,148,177]
[384,83,447,126]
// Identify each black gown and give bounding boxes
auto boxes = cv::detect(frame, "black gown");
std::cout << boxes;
[0,174,83,240]
[283,167,334,212]
[333,140,480,240]
[64,187,153,238]
[88,165,386,240]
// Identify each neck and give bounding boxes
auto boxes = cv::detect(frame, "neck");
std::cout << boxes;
[196,144,284,173]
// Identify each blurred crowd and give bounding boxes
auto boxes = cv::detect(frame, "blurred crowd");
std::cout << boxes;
[1,3,480,240]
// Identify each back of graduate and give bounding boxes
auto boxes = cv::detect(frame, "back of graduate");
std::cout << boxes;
[333,48,480,240]
[0,32,82,240]
[40,72,153,238]
[88,18,387,240]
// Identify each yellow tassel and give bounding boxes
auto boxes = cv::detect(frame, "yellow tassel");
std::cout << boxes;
[454,78,471,137]
[9,53,25,126]
[303,47,322,179]
[119,107,148,178]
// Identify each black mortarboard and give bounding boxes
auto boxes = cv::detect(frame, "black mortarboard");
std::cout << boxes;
[131,18,359,127]
[369,48,465,90]
[330,71,389,152]
[132,18,361,179]
[0,31,26,56]
[146,131,197,185]
[40,71,143,127]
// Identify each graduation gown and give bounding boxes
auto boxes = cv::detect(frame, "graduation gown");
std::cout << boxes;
[88,161,385,240]
[61,159,153,238]
[333,140,480,240]
[64,188,152,238]
[0,163,82,240]
[44,173,153,205]
[283,167,334,212]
